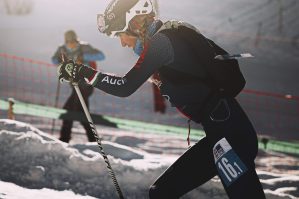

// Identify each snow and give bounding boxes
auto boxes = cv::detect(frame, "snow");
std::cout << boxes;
[0,181,97,199]
[0,119,172,199]
[0,119,298,199]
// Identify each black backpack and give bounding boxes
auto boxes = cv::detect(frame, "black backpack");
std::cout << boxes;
[158,21,246,97]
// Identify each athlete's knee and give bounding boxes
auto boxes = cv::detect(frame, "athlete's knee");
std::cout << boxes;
[213,138,249,188]
[149,184,175,199]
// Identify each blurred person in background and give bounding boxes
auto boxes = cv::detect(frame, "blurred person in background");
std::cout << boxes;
[52,30,105,143]
[57,0,266,198]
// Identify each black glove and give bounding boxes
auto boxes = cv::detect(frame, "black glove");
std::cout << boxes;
[57,60,97,84]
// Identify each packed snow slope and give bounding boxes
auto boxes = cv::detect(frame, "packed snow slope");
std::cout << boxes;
[0,180,97,199]
[0,119,298,199]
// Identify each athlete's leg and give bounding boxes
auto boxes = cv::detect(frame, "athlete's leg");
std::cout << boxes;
[59,119,73,143]
[149,137,217,199]
[60,91,76,143]
[81,121,96,142]
[225,164,265,199]
[70,91,95,142]
[213,138,265,199]
[203,97,265,199]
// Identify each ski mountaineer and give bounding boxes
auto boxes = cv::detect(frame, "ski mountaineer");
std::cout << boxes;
[52,30,105,143]
[57,0,266,198]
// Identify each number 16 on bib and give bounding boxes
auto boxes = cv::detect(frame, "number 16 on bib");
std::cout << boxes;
[213,138,248,187]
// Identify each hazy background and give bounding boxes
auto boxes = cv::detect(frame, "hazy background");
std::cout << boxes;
[0,0,298,141]
[0,0,298,94]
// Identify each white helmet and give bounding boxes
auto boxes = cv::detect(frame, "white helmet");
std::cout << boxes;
[97,0,155,37]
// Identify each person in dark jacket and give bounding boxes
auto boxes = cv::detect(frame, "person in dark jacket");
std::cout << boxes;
[57,1,266,198]
[52,30,105,143]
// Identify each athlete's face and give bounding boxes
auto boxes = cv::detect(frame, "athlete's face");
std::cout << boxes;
[66,41,78,49]
[119,33,137,49]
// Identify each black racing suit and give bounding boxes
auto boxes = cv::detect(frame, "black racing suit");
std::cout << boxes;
[89,21,265,199]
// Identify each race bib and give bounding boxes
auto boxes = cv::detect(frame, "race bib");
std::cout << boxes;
[213,138,248,187]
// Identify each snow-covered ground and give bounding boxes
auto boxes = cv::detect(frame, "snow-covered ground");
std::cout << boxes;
[0,181,97,199]
[0,119,298,199]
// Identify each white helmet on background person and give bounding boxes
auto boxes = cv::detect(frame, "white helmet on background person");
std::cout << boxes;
[97,0,155,37]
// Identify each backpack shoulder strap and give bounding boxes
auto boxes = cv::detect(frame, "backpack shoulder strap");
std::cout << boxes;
[154,20,202,36]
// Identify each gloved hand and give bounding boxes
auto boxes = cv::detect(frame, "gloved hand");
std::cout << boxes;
[57,60,97,84]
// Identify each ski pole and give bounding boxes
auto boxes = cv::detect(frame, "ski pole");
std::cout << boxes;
[59,53,124,199]
[73,83,125,199]
[50,80,61,134]
[51,49,66,134]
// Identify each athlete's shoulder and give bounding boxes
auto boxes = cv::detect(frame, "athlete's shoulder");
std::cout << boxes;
[79,41,101,53]
[78,41,89,46]
[57,44,66,51]
[150,32,171,45]
[139,33,174,66]
[78,41,92,49]
[54,45,67,56]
